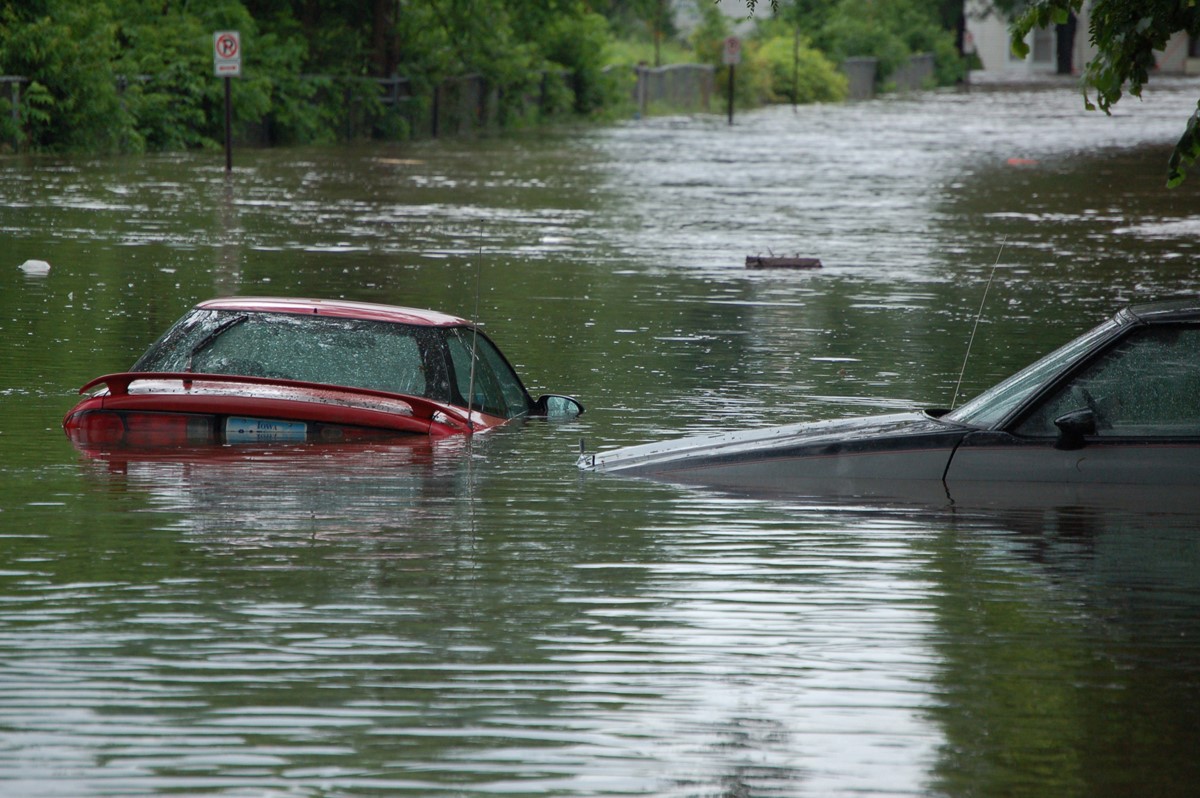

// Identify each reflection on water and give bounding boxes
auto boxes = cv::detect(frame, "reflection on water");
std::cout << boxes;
[925,511,1200,798]
[3,80,1200,796]
[79,438,476,541]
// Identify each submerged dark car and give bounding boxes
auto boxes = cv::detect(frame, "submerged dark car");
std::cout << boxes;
[578,300,1200,500]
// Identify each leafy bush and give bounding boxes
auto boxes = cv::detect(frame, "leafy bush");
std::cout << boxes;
[817,0,962,88]
[111,11,213,151]
[0,0,968,152]
[688,2,844,109]
[542,11,618,113]
[0,0,637,151]
[754,33,848,104]
[0,1,129,152]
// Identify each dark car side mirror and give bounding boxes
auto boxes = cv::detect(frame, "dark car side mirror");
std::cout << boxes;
[1053,408,1097,450]
[534,394,584,420]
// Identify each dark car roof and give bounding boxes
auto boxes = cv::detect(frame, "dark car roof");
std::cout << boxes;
[1126,298,1200,323]
[196,297,471,327]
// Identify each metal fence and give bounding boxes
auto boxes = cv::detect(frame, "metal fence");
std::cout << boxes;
[0,55,935,150]
[842,58,878,100]
[0,70,578,150]
[1,75,27,150]
[842,53,936,100]
[627,64,715,116]
[360,70,578,139]
[891,53,935,92]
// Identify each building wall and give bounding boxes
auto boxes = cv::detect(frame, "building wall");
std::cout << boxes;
[965,2,1192,76]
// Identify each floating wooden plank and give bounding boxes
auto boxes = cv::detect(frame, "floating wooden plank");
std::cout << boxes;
[745,256,822,270]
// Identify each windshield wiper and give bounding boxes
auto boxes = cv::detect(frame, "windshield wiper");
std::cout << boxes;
[185,315,248,371]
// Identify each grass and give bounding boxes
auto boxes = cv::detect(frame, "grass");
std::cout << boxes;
[604,36,701,68]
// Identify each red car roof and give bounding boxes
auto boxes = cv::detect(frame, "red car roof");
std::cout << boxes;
[196,297,471,327]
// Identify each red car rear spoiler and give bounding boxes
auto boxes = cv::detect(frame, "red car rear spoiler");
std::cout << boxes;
[78,371,476,429]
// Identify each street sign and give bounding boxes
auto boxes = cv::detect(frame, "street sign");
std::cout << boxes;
[723,37,740,125]
[722,36,742,66]
[213,31,241,77]
[213,31,240,171]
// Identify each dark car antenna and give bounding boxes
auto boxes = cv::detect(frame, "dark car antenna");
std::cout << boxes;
[951,236,1007,409]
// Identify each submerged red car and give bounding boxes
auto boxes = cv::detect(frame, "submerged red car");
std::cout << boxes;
[64,297,583,450]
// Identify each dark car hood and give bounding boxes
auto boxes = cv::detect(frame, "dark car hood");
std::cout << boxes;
[579,411,969,476]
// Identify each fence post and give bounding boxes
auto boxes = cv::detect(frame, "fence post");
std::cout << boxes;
[431,82,441,138]
[635,65,647,118]
[3,77,23,151]
[472,75,482,130]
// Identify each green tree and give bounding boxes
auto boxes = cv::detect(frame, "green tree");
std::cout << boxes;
[767,0,964,88]
[754,27,848,103]
[539,9,616,113]
[777,0,836,42]
[0,0,677,152]
[0,0,128,152]
[629,0,674,67]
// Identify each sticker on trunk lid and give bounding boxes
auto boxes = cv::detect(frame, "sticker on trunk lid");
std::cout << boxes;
[225,417,308,443]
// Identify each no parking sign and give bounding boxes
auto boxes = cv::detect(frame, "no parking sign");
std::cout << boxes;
[213,31,240,171]
[213,31,241,77]
[722,36,741,66]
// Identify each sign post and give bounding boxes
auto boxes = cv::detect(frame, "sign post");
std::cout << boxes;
[213,31,241,172]
[722,36,741,126]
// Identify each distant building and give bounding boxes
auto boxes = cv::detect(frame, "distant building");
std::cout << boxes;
[964,1,1197,77]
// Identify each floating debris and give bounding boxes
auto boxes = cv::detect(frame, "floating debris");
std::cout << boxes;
[745,255,821,270]
[18,259,51,275]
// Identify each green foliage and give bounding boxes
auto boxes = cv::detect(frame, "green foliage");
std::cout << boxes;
[775,0,835,41]
[0,1,128,152]
[22,81,56,132]
[0,0,637,151]
[816,0,963,88]
[688,0,732,66]
[541,10,618,113]
[754,33,848,104]
[0,0,964,153]
[820,3,911,81]
[604,36,694,68]
[591,0,677,45]
[1168,101,1200,188]
[689,2,846,109]
[753,0,968,88]
[110,7,215,151]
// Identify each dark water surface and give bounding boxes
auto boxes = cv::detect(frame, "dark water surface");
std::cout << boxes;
[3,81,1200,796]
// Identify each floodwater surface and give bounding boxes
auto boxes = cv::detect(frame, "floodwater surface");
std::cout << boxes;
[3,79,1200,797]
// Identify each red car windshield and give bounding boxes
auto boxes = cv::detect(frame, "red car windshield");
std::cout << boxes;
[131,309,533,418]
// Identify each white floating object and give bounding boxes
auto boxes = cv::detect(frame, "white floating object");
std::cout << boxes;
[19,259,51,275]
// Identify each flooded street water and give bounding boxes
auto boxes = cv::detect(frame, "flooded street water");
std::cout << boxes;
[3,79,1200,796]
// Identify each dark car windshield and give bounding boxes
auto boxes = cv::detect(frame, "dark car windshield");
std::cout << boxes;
[132,309,533,417]
[1013,324,1200,438]
[945,317,1120,429]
